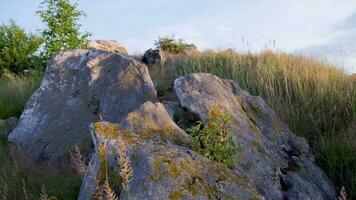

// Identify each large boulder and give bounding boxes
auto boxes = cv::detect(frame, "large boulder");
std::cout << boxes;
[0,117,18,138]
[78,101,263,200]
[88,40,128,55]
[8,49,157,168]
[174,73,337,200]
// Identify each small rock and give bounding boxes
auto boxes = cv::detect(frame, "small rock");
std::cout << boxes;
[0,117,18,138]
[142,48,162,66]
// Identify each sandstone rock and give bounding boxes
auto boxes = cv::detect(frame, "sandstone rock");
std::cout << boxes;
[78,101,263,200]
[88,40,128,55]
[8,49,157,168]
[142,48,161,66]
[0,117,18,138]
[174,73,337,200]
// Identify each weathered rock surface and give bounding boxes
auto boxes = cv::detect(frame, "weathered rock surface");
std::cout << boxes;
[142,48,162,66]
[78,101,263,200]
[8,49,157,168]
[0,117,18,138]
[88,40,128,55]
[7,41,337,199]
[174,73,337,200]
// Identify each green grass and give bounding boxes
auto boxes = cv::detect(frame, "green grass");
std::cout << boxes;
[0,136,82,200]
[0,74,42,119]
[150,50,356,197]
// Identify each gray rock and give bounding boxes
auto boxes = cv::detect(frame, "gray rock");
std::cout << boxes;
[142,49,161,66]
[88,40,128,55]
[8,49,157,168]
[161,100,180,119]
[78,101,263,200]
[174,73,337,200]
[0,117,18,138]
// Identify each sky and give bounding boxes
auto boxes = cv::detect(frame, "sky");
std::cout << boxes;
[0,0,356,73]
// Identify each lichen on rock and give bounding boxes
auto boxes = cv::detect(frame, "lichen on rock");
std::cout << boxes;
[78,101,263,200]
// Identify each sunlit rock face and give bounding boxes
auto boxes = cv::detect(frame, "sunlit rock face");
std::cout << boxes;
[8,48,156,169]
[88,40,128,55]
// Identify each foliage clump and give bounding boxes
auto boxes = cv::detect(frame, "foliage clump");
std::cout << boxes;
[154,35,196,54]
[187,110,241,169]
[37,0,90,59]
[0,21,43,74]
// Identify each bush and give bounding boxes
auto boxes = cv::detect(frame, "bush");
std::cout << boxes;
[187,110,241,169]
[154,36,196,54]
[0,21,43,74]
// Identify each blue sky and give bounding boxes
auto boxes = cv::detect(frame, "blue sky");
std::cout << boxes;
[1,0,356,73]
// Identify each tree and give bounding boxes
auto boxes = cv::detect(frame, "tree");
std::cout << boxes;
[0,20,43,74]
[37,0,90,59]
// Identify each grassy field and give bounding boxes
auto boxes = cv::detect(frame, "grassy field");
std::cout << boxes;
[0,50,355,198]
[150,50,356,197]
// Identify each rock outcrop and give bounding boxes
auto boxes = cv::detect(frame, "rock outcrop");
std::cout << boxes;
[174,73,336,200]
[7,43,336,199]
[88,40,128,55]
[0,117,18,138]
[78,102,263,200]
[8,49,156,168]
[142,48,162,66]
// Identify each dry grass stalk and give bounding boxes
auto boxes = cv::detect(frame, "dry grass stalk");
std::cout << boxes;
[92,181,118,200]
[0,176,8,200]
[39,184,48,200]
[338,186,347,200]
[117,138,133,193]
[70,145,86,177]
[21,179,29,200]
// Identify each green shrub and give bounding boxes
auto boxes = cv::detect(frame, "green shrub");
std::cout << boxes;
[187,110,241,169]
[0,21,43,74]
[154,36,196,54]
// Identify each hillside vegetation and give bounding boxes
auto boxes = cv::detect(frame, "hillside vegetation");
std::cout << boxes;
[150,50,356,197]
[0,49,355,199]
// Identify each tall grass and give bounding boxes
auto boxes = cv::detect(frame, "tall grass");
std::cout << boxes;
[0,74,42,119]
[0,136,82,200]
[150,50,356,197]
